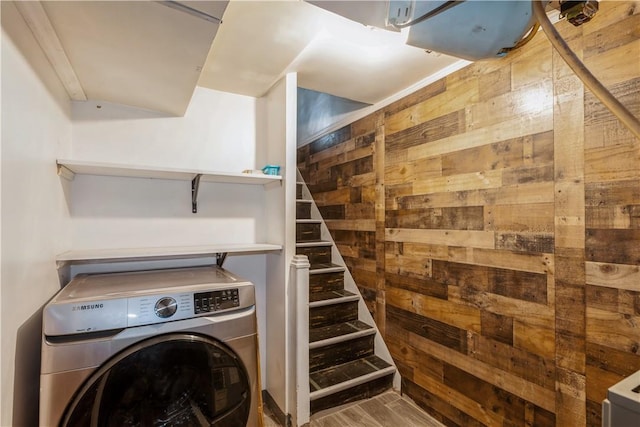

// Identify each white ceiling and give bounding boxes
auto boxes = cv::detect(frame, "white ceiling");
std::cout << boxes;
[200,0,461,104]
[29,0,462,114]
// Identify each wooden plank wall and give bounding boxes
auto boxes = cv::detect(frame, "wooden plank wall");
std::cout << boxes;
[297,3,640,426]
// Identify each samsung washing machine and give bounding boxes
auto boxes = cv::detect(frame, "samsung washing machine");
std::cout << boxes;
[39,265,260,427]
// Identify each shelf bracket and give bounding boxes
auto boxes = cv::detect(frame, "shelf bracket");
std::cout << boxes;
[191,174,202,213]
[215,252,228,267]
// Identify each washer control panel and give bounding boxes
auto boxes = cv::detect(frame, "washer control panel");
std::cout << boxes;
[194,289,239,314]
[42,267,256,337]
[126,287,242,327]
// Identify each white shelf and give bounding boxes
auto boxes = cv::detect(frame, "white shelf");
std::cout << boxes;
[56,243,283,264]
[56,159,282,185]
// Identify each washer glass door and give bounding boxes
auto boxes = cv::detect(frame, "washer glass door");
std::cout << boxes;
[61,334,251,427]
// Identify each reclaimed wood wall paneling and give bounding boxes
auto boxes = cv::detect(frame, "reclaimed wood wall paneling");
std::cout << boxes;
[297,3,640,426]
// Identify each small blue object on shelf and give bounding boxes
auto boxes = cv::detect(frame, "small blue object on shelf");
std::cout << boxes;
[262,165,280,176]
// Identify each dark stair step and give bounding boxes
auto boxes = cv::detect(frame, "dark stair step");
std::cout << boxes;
[296,220,321,242]
[296,199,312,219]
[309,355,395,414]
[309,298,358,329]
[309,269,344,295]
[309,320,375,347]
[310,333,375,373]
[296,241,332,266]
[309,289,357,304]
[296,182,303,199]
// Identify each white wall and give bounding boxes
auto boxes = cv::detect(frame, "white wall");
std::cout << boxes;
[71,86,258,172]
[69,86,272,386]
[1,2,73,425]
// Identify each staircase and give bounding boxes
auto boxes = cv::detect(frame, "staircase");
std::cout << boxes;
[296,182,396,414]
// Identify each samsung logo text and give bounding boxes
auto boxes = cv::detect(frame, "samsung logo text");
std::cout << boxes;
[72,304,104,311]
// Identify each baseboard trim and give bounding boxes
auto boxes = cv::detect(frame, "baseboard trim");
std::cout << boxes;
[262,389,291,427]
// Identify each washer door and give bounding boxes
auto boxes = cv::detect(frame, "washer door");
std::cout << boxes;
[61,333,251,427]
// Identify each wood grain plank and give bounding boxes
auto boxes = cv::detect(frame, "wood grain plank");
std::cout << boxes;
[583,38,640,86]
[585,179,640,206]
[468,331,555,391]
[481,310,513,345]
[485,203,554,232]
[433,259,549,304]
[556,367,586,427]
[386,206,484,231]
[584,78,640,149]
[586,341,640,378]
[384,157,442,186]
[411,331,556,412]
[384,79,447,117]
[585,363,627,404]
[385,79,478,136]
[401,377,489,427]
[387,305,468,353]
[324,219,376,232]
[440,135,524,176]
[478,66,511,101]
[586,307,640,354]
[312,187,353,206]
[586,261,640,290]
[502,164,554,186]
[386,110,466,152]
[412,369,505,426]
[386,286,481,333]
[413,168,503,194]
[309,138,357,166]
[447,247,553,274]
[449,285,555,323]
[309,125,351,155]
[386,228,495,249]
[406,108,553,161]
[585,143,640,183]
[467,80,553,130]
[396,182,555,210]
[495,232,555,254]
[510,35,553,90]
[347,172,376,188]
[581,0,640,37]
[514,319,556,360]
[385,272,448,300]
[586,228,640,264]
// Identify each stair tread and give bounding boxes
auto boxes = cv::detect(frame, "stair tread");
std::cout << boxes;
[309,263,344,272]
[296,241,332,247]
[296,199,313,203]
[296,219,321,223]
[309,355,394,394]
[309,289,357,304]
[309,320,374,343]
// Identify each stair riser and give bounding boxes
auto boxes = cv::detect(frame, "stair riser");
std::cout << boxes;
[309,271,344,294]
[297,245,331,266]
[310,374,394,414]
[309,335,375,373]
[296,223,321,242]
[296,202,311,219]
[296,183,303,199]
[310,300,358,329]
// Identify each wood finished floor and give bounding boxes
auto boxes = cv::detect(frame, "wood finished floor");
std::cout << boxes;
[263,390,445,427]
